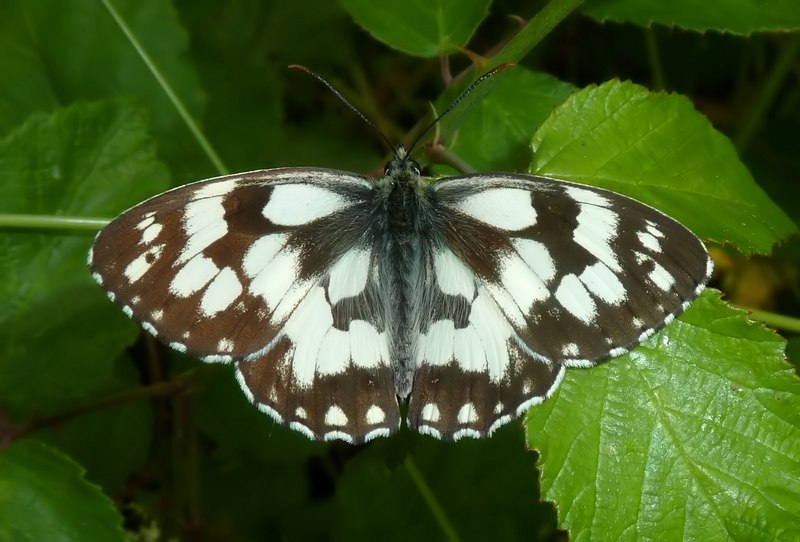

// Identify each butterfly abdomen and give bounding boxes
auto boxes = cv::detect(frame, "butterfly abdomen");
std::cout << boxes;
[378,161,438,398]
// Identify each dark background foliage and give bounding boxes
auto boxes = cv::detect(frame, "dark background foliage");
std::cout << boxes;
[0,0,798,540]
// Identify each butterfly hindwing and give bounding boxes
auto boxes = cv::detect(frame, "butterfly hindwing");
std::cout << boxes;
[407,245,567,438]
[235,243,401,443]
[90,168,401,443]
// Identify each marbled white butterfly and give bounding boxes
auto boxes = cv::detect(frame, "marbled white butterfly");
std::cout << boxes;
[89,66,712,444]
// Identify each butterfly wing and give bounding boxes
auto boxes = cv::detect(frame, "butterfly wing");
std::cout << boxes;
[407,174,712,439]
[90,168,400,443]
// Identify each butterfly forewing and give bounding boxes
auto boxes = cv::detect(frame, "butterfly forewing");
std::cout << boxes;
[432,174,710,364]
[90,168,402,443]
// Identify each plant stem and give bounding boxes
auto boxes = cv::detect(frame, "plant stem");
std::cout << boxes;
[432,0,584,147]
[735,34,800,152]
[6,372,199,444]
[0,214,109,231]
[405,456,460,542]
[100,0,228,176]
[493,0,585,67]
[742,307,800,333]
[644,29,665,91]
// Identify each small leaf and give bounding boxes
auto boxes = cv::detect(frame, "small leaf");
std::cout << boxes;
[449,69,575,172]
[339,0,491,57]
[584,0,800,35]
[0,440,123,541]
[530,80,798,254]
[526,290,800,541]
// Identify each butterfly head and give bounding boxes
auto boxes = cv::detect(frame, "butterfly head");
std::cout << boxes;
[384,145,422,184]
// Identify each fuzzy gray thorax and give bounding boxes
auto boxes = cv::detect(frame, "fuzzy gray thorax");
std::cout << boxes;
[377,147,434,398]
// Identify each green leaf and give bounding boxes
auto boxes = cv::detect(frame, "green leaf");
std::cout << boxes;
[530,80,798,255]
[584,0,800,35]
[448,69,576,172]
[0,0,204,177]
[526,290,800,541]
[0,440,123,541]
[339,0,491,57]
[0,100,169,416]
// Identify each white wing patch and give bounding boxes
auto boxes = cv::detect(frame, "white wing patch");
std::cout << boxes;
[565,185,611,207]
[417,285,513,384]
[170,255,219,297]
[139,222,162,245]
[263,184,350,226]
[573,204,621,272]
[555,273,598,323]
[636,252,676,290]
[200,266,243,316]
[579,262,627,305]
[179,197,228,264]
[324,405,348,427]
[500,251,550,313]
[456,188,537,230]
[245,234,307,318]
[124,244,164,283]
[328,248,372,304]
[433,249,475,298]
[192,179,236,200]
[512,238,556,283]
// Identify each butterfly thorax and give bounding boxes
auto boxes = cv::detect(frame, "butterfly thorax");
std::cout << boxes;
[377,148,434,397]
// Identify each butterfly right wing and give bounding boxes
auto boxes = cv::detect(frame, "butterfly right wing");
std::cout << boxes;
[407,173,711,440]
[90,168,399,444]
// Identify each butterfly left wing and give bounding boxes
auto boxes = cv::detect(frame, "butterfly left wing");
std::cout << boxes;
[407,173,712,439]
[90,168,400,443]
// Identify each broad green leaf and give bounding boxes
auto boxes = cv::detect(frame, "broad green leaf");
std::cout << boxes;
[0,440,123,541]
[530,80,798,255]
[339,0,491,57]
[526,291,800,541]
[447,69,575,172]
[0,0,204,177]
[584,0,800,35]
[0,100,169,416]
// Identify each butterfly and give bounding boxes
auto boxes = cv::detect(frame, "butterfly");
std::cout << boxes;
[89,66,712,444]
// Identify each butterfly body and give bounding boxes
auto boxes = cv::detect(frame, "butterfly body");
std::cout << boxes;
[90,149,711,444]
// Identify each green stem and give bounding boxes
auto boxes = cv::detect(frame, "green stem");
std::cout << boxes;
[100,0,228,176]
[6,372,199,444]
[0,214,109,231]
[405,456,460,542]
[492,0,585,67]
[742,307,800,333]
[735,34,800,152]
[433,0,584,145]
[644,29,665,91]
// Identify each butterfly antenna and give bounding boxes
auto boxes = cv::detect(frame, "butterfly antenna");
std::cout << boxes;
[289,64,396,155]
[406,63,514,157]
